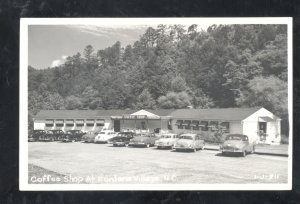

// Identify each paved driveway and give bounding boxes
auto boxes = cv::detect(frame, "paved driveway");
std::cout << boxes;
[28,142,288,184]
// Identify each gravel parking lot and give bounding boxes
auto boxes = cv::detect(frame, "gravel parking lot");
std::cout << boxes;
[28,142,288,184]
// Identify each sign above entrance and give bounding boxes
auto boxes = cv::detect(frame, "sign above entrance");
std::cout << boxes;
[111,115,161,120]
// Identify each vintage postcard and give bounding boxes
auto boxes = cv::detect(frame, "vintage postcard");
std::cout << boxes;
[19,17,293,190]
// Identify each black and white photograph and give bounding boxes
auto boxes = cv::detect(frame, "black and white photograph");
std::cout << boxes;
[19,18,292,190]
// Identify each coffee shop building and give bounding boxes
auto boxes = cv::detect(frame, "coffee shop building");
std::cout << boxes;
[33,107,281,144]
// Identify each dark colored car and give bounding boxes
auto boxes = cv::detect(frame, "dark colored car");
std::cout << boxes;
[62,130,85,142]
[129,132,159,147]
[39,130,64,142]
[110,132,136,147]
[220,134,255,157]
[28,130,46,142]
[82,131,99,143]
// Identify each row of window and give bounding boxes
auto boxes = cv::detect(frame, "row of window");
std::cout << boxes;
[175,120,230,133]
[45,119,105,127]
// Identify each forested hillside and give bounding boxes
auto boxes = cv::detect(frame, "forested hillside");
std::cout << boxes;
[28,24,288,133]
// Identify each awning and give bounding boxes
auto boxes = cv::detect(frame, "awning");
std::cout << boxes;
[259,116,275,122]
[199,121,208,127]
[55,119,64,124]
[75,119,84,125]
[86,119,95,124]
[175,120,183,126]
[45,120,54,125]
[208,121,218,128]
[182,120,191,126]
[65,119,74,125]
[190,120,199,127]
[96,119,105,125]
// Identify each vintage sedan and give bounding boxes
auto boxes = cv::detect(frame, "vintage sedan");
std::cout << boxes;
[110,132,136,147]
[28,130,46,142]
[154,133,179,149]
[173,133,205,152]
[39,130,64,142]
[82,131,99,143]
[129,133,159,147]
[220,134,255,157]
[62,130,85,142]
[94,130,118,143]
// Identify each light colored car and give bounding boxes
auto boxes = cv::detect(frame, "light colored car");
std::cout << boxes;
[94,130,117,143]
[155,133,179,149]
[173,133,205,152]
[220,134,255,157]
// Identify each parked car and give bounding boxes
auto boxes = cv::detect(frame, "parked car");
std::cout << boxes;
[129,133,159,147]
[62,130,85,142]
[28,130,46,142]
[154,133,179,149]
[82,131,99,143]
[110,132,136,147]
[220,134,255,157]
[39,130,64,142]
[173,133,205,152]
[94,130,118,143]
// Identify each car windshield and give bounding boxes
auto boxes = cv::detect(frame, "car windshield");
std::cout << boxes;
[226,135,243,140]
[180,136,193,140]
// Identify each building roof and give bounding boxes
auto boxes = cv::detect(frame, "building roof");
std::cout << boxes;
[169,107,262,121]
[34,110,133,120]
[34,107,262,121]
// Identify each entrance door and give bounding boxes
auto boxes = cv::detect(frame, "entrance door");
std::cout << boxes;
[114,120,120,132]
[259,122,267,133]
[258,122,267,141]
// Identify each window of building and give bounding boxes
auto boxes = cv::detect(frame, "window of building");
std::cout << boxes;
[55,119,64,127]
[86,119,95,127]
[191,120,200,130]
[208,121,218,132]
[220,122,230,133]
[199,121,208,131]
[45,120,54,127]
[96,119,105,126]
[65,119,74,127]
[175,120,183,129]
[75,120,84,126]
[182,120,191,130]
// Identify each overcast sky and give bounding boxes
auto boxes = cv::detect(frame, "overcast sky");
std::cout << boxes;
[28,24,210,69]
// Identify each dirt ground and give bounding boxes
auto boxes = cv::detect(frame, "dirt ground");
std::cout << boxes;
[28,142,288,184]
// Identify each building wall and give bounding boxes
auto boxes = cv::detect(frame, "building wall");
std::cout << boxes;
[242,121,259,143]
[33,120,45,130]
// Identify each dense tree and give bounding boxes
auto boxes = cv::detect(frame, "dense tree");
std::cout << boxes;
[157,92,191,109]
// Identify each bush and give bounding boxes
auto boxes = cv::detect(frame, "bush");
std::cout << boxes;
[281,134,289,144]
[202,131,226,144]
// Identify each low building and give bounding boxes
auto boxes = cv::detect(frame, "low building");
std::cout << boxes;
[33,107,281,144]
